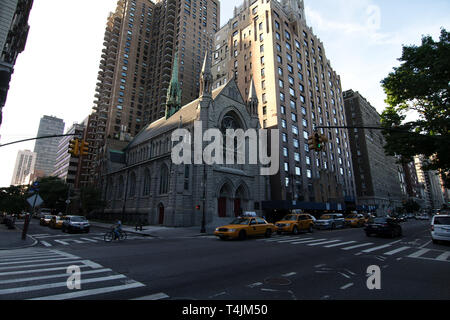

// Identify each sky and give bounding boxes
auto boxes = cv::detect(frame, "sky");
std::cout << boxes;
[0,0,449,188]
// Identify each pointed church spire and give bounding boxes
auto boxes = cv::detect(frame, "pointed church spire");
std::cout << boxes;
[199,50,212,98]
[247,77,258,116]
[165,51,182,119]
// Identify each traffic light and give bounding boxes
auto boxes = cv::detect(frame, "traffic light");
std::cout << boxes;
[80,140,89,156]
[307,135,317,151]
[316,134,328,152]
[308,132,328,152]
[68,139,80,157]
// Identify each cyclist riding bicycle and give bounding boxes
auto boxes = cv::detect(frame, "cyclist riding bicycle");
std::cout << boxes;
[113,220,122,240]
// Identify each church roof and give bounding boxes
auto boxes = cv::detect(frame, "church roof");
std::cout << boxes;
[126,80,239,150]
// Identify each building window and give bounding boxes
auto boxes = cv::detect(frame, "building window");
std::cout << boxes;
[159,164,169,194]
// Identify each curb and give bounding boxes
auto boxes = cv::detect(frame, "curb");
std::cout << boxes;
[0,225,39,251]
[90,223,157,238]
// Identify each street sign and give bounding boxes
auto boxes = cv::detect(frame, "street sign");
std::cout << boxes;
[27,194,44,207]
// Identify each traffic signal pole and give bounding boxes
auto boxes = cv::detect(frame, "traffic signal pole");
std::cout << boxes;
[0,134,80,148]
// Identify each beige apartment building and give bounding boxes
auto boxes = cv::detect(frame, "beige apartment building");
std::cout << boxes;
[343,89,405,216]
[89,0,220,184]
[212,0,356,211]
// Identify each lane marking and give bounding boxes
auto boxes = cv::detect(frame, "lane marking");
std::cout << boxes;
[307,240,341,246]
[0,260,94,271]
[132,292,170,300]
[282,272,297,277]
[0,269,112,285]
[361,240,402,253]
[340,283,354,290]
[0,262,95,276]
[29,281,145,300]
[80,238,99,243]
[54,240,70,245]
[0,254,62,262]
[324,241,356,248]
[0,257,75,266]
[435,251,450,261]
[290,238,327,245]
[0,274,127,295]
[40,241,52,247]
[383,246,411,256]
[361,244,393,253]
[248,282,263,288]
[408,249,431,258]
[277,237,314,243]
[341,243,374,251]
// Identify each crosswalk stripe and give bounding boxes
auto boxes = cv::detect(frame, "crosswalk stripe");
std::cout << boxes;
[1,254,61,262]
[0,260,88,271]
[0,251,55,259]
[278,237,314,243]
[383,246,411,256]
[307,240,341,246]
[29,281,146,300]
[54,240,70,245]
[0,263,98,277]
[435,251,450,261]
[408,249,431,258]
[0,269,112,285]
[361,244,394,253]
[0,274,127,295]
[341,243,374,251]
[0,257,75,266]
[131,292,170,300]
[290,238,327,245]
[80,238,98,243]
[260,236,298,242]
[324,241,356,248]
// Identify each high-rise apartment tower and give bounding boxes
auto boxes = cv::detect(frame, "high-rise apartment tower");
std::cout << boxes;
[89,0,220,184]
[212,0,356,208]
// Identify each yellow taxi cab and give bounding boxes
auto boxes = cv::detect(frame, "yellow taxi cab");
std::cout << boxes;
[214,216,276,240]
[49,215,64,229]
[344,214,366,227]
[275,214,315,235]
[40,215,54,226]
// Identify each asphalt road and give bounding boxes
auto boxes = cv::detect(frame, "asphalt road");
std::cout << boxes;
[1,218,449,300]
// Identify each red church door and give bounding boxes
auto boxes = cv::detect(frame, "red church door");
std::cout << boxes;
[158,205,165,225]
[218,198,227,217]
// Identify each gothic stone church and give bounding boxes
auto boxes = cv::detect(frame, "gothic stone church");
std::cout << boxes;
[102,53,268,227]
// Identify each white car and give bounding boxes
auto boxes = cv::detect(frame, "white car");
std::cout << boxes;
[431,215,450,244]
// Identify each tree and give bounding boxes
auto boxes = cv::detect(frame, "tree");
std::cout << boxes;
[0,186,29,214]
[381,28,450,187]
[35,176,69,212]
[79,186,105,215]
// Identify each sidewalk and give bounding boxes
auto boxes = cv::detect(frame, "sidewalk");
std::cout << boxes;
[0,222,38,250]
[90,221,216,239]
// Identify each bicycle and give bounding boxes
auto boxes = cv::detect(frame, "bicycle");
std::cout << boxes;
[104,228,128,242]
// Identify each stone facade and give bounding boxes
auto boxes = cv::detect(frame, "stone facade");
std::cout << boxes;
[101,57,267,227]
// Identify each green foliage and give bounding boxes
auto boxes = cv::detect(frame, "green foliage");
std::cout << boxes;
[0,186,29,214]
[381,28,450,187]
[36,176,69,212]
[80,185,105,215]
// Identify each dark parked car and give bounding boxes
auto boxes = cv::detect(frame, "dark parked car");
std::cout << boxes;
[62,216,90,234]
[365,217,402,238]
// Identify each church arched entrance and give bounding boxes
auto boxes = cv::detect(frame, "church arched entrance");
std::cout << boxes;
[235,183,250,217]
[158,203,165,225]
[218,183,232,218]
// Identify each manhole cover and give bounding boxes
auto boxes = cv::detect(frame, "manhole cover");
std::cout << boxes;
[264,277,292,286]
